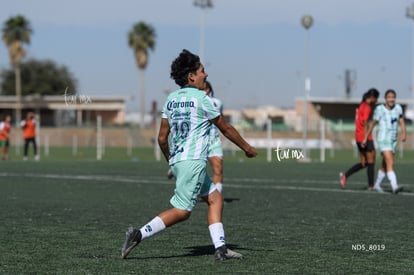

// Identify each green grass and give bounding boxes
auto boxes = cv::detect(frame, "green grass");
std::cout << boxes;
[0,149,413,274]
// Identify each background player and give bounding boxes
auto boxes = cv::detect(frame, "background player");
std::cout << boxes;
[363,89,406,194]
[0,115,12,160]
[339,88,379,190]
[21,112,39,161]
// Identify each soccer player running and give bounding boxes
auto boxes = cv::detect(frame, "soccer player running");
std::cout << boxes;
[362,89,406,194]
[339,88,379,189]
[121,49,257,260]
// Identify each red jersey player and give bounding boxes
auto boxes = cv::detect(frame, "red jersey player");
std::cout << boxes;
[339,88,379,189]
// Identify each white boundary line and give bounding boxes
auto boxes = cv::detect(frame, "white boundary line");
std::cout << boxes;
[0,172,412,196]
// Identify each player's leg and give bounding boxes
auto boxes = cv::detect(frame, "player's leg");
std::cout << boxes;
[373,156,386,192]
[208,156,223,193]
[121,160,204,259]
[23,138,29,160]
[204,189,223,225]
[207,140,224,193]
[4,140,9,160]
[383,150,402,193]
[201,182,242,260]
[340,144,366,188]
[0,142,5,160]
[365,140,376,190]
[32,138,39,160]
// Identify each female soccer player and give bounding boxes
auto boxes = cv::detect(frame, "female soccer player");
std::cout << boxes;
[339,88,379,189]
[121,49,257,261]
[363,89,406,194]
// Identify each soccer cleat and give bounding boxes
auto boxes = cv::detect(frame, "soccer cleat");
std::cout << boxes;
[339,172,347,189]
[167,168,174,180]
[392,186,404,194]
[374,187,384,193]
[121,227,142,259]
[214,245,243,261]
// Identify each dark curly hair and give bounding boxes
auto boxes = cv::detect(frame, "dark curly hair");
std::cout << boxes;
[170,49,201,87]
[362,88,379,102]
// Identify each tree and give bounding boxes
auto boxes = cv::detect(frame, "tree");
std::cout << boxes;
[2,14,33,124]
[128,21,156,127]
[0,58,77,96]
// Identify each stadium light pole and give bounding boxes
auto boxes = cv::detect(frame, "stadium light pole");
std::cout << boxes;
[193,0,213,62]
[301,15,313,160]
[406,3,414,149]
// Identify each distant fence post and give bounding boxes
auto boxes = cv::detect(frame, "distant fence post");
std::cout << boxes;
[72,135,78,156]
[266,118,272,162]
[14,134,20,156]
[154,117,161,161]
[320,120,325,163]
[96,115,102,160]
[44,135,49,156]
[127,136,133,156]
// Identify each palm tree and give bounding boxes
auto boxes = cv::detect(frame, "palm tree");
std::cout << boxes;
[128,21,156,128]
[2,15,33,125]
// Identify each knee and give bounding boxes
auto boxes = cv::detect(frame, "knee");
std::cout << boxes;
[171,209,191,224]
[207,190,224,206]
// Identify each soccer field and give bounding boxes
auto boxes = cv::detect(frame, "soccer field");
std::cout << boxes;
[0,153,413,274]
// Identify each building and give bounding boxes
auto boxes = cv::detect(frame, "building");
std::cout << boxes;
[0,95,127,126]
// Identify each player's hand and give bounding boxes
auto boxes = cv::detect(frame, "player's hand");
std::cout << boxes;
[361,138,367,148]
[245,146,257,158]
[401,134,406,142]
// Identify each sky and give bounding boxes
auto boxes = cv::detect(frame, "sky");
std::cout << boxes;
[1,0,414,112]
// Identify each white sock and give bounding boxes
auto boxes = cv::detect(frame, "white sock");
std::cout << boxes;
[374,170,386,188]
[139,216,166,241]
[386,171,398,191]
[208,222,226,249]
[215,183,223,194]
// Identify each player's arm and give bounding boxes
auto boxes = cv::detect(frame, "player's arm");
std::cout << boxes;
[0,126,6,138]
[211,115,257,158]
[363,119,369,140]
[360,104,371,144]
[158,118,170,162]
[0,130,8,138]
[399,116,406,142]
[362,119,377,146]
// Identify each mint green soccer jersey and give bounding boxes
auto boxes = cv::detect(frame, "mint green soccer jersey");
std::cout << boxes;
[373,104,403,142]
[161,87,220,165]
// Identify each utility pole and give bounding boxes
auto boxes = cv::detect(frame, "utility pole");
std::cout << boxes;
[193,0,213,62]
[301,15,314,160]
